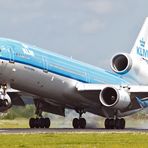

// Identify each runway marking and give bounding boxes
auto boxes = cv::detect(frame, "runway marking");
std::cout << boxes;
[0,128,148,134]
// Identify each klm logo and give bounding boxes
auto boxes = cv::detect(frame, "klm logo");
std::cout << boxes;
[140,38,145,47]
[137,38,148,58]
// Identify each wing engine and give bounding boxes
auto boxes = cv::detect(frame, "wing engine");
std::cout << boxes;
[0,93,12,112]
[100,87,131,110]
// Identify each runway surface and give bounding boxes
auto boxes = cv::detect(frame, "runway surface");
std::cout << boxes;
[0,128,148,134]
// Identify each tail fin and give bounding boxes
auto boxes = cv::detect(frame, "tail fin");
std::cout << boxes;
[130,17,148,59]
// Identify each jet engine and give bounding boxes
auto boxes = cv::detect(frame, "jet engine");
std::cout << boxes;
[0,93,12,112]
[100,87,131,110]
[111,53,132,74]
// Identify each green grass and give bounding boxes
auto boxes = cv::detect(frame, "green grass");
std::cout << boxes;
[0,118,28,128]
[0,133,147,148]
[0,119,147,147]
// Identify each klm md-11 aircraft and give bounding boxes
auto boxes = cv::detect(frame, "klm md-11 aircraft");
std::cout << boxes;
[0,18,148,129]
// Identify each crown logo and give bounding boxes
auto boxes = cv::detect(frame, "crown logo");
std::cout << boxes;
[140,38,145,47]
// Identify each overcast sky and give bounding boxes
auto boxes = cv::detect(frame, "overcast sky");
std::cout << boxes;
[0,0,147,69]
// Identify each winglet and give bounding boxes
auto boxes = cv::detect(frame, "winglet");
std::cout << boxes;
[136,97,148,108]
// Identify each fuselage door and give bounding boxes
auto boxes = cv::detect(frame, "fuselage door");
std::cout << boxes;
[8,48,14,63]
[0,46,15,79]
[85,72,89,83]
[42,57,48,73]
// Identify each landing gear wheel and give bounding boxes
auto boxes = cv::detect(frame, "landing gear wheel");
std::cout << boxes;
[109,119,115,129]
[115,119,120,129]
[34,118,39,128]
[39,118,45,128]
[72,118,79,129]
[105,119,110,129]
[44,118,50,128]
[114,118,126,129]
[29,118,35,128]
[29,117,50,128]
[104,119,115,129]
[120,118,125,129]
[79,118,86,129]
[72,118,86,129]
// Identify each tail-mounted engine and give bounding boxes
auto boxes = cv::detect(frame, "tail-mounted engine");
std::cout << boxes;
[111,53,132,74]
[100,87,131,110]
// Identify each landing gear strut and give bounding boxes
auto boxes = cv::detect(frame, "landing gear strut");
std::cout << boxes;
[105,118,125,129]
[72,109,86,129]
[1,84,7,95]
[29,100,50,128]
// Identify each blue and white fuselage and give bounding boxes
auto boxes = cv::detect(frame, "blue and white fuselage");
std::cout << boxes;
[0,38,133,117]
[0,38,128,84]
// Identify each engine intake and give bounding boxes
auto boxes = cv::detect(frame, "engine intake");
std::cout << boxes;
[100,87,131,110]
[111,53,132,74]
[0,93,11,112]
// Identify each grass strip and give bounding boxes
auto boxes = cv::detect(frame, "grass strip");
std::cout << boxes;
[0,132,147,148]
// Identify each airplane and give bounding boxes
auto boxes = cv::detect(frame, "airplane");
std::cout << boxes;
[0,18,148,130]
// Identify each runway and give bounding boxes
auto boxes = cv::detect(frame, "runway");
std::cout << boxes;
[0,128,148,134]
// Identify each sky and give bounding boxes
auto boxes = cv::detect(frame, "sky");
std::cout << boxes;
[0,0,148,69]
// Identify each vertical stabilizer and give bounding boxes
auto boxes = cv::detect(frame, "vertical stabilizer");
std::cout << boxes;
[131,17,148,59]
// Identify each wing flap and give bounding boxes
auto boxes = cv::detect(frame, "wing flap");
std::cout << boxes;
[76,83,148,113]
[76,83,120,91]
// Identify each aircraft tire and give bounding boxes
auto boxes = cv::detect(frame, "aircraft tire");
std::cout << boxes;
[38,118,45,128]
[120,118,125,129]
[105,119,115,129]
[79,118,86,129]
[29,118,35,128]
[72,118,79,129]
[44,118,50,128]
[105,119,110,129]
[114,118,125,129]
[115,119,121,129]
[34,118,39,128]
[109,119,115,129]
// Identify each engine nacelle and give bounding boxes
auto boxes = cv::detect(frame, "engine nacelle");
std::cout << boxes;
[0,93,12,112]
[111,53,132,74]
[100,87,131,110]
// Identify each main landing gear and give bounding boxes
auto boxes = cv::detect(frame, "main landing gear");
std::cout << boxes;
[105,118,125,129]
[29,117,50,128]
[29,101,50,128]
[72,109,86,129]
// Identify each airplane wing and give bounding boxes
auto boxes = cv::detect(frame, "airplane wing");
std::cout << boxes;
[5,83,148,117]
[4,88,65,116]
[76,83,148,97]
[76,83,148,115]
